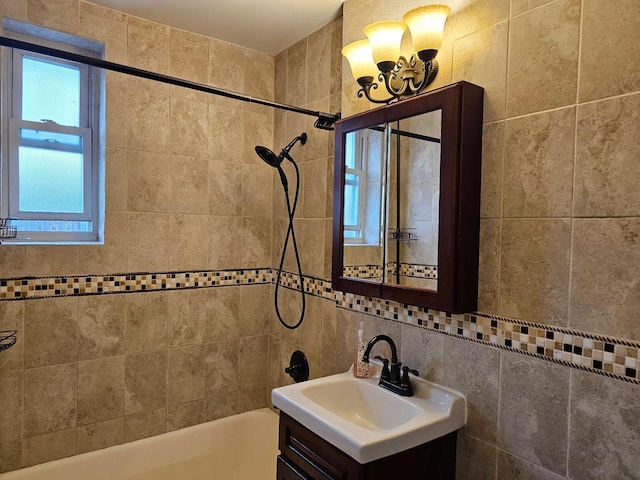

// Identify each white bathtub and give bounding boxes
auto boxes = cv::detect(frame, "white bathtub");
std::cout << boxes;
[0,408,279,480]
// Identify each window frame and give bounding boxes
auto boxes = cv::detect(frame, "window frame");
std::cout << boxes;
[343,129,368,244]
[1,26,103,244]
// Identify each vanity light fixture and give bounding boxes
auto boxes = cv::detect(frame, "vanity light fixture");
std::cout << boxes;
[342,4,450,104]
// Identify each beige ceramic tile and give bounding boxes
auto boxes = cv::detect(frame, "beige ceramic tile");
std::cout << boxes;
[208,216,243,269]
[208,39,244,93]
[78,2,127,64]
[166,400,205,432]
[478,219,501,314]
[126,92,170,153]
[167,345,205,406]
[334,308,360,372]
[125,292,168,353]
[456,434,497,480]
[0,302,24,373]
[0,0,27,19]
[304,99,331,162]
[105,147,127,211]
[506,0,580,117]
[203,287,241,343]
[570,218,640,341]
[123,408,166,443]
[24,363,76,437]
[0,371,22,444]
[170,155,209,214]
[298,295,325,358]
[203,392,240,422]
[329,18,344,98]
[302,158,329,219]
[205,340,239,397]
[240,217,272,268]
[511,0,554,16]
[286,38,308,106]
[274,52,287,105]
[79,211,128,274]
[127,16,169,74]
[124,351,167,415]
[306,24,332,104]
[170,97,208,158]
[0,440,22,474]
[238,335,268,389]
[239,285,271,338]
[78,294,126,361]
[126,212,171,272]
[497,450,566,480]
[243,56,274,102]
[480,122,504,219]
[579,0,640,102]
[168,214,210,271]
[297,218,326,278]
[499,219,571,325]
[105,74,127,149]
[28,0,79,34]
[573,93,640,217]
[166,289,206,347]
[0,246,26,279]
[503,107,576,218]
[453,21,508,122]
[22,428,76,468]
[207,104,242,165]
[242,164,273,218]
[24,297,77,368]
[77,356,124,425]
[499,351,569,473]
[236,385,268,412]
[242,110,274,166]
[400,324,446,384]
[169,29,209,84]
[24,246,79,277]
[209,159,242,216]
[76,417,123,455]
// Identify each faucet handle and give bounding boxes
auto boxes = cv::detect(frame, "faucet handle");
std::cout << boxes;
[401,366,419,387]
[374,356,391,381]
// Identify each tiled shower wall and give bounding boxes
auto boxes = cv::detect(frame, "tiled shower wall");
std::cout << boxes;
[0,0,279,472]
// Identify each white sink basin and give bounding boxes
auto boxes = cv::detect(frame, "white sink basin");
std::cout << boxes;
[271,362,467,464]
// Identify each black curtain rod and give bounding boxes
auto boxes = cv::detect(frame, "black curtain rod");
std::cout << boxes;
[0,36,340,130]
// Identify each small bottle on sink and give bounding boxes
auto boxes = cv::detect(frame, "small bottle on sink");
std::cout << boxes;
[354,321,369,378]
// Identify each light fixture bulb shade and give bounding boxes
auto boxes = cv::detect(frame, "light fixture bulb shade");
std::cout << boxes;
[341,40,378,84]
[363,21,407,71]
[403,4,450,60]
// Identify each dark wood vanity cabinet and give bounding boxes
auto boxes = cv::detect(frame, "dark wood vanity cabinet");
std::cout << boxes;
[277,413,457,480]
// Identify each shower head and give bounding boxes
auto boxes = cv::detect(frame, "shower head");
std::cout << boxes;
[255,145,281,168]
[255,133,308,193]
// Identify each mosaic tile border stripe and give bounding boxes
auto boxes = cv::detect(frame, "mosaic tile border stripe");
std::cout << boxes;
[1,268,638,385]
[343,263,438,280]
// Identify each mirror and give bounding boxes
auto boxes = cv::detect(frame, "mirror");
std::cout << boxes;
[332,82,484,313]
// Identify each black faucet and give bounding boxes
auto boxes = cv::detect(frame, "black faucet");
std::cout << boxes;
[362,335,418,397]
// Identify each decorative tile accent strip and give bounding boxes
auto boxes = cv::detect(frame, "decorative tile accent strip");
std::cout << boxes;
[343,265,383,279]
[344,263,437,280]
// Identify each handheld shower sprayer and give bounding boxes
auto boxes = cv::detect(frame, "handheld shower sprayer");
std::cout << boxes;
[255,133,308,330]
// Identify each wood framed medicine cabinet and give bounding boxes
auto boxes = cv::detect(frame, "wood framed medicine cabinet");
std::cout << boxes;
[332,82,484,313]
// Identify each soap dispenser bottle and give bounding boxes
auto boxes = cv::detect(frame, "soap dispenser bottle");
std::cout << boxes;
[354,321,369,378]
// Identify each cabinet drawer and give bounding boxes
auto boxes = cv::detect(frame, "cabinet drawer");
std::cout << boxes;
[277,456,310,480]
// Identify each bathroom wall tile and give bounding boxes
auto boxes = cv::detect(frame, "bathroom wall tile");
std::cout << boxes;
[302,158,329,218]
[298,294,325,358]
[306,24,332,104]
[499,219,571,325]
[169,29,209,84]
[28,0,79,34]
[78,2,127,64]
[450,0,510,39]
[506,0,580,117]
[209,159,242,216]
[79,211,128,274]
[24,297,77,368]
[209,216,243,269]
[170,97,208,158]
[166,289,207,347]
[321,300,338,366]
[239,285,271,338]
[24,246,79,277]
[237,385,268,412]
[323,217,333,280]
[123,408,166,443]
[204,287,241,343]
[77,356,125,425]
[0,302,24,372]
[24,363,76,437]
[0,440,22,474]
[127,92,170,153]
[296,218,326,278]
[269,284,302,346]
[478,219,501,314]
[76,417,123,455]
[455,433,497,480]
[208,104,243,163]
[0,371,22,444]
[104,148,127,213]
[167,345,205,406]
[240,217,272,268]
[244,56,274,102]
[77,294,125,361]
[238,335,269,389]
[400,324,446,384]
[124,351,167,415]
[126,149,171,212]
[205,340,239,397]
[22,428,76,468]
[511,0,554,16]
[499,351,569,474]
[480,122,504,219]
[329,18,344,97]
[243,164,273,218]
[269,337,292,388]
[579,0,640,102]
[204,393,240,422]
[334,308,361,372]
[573,93,640,217]
[569,370,640,480]
[452,21,508,122]
[125,292,168,353]
[444,337,500,444]
[208,38,244,93]
[242,110,274,165]
[0,0,27,20]
[362,315,403,362]
[274,52,287,104]
[166,400,205,432]
[105,74,127,148]
[503,107,575,218]
[170,155,209,214]
[497,450,565,480]
[126,212,171,272]
[570,218,640,341]
[168,214,211,271]
[0,246,26,279]
[286,38,307,106]
[304,101,331,163]
[127,16,170,74]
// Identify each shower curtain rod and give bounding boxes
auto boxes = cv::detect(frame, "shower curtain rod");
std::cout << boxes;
[0,36,341,130]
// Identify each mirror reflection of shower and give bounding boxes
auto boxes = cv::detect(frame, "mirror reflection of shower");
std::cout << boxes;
[255,133,307,329]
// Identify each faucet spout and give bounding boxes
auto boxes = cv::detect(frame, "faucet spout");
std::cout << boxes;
[362,334,398,364]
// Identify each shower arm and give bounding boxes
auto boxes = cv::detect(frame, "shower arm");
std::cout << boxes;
[0,36,341,131]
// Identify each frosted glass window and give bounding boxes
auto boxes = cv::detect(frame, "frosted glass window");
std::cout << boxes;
[22,56,81,126]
